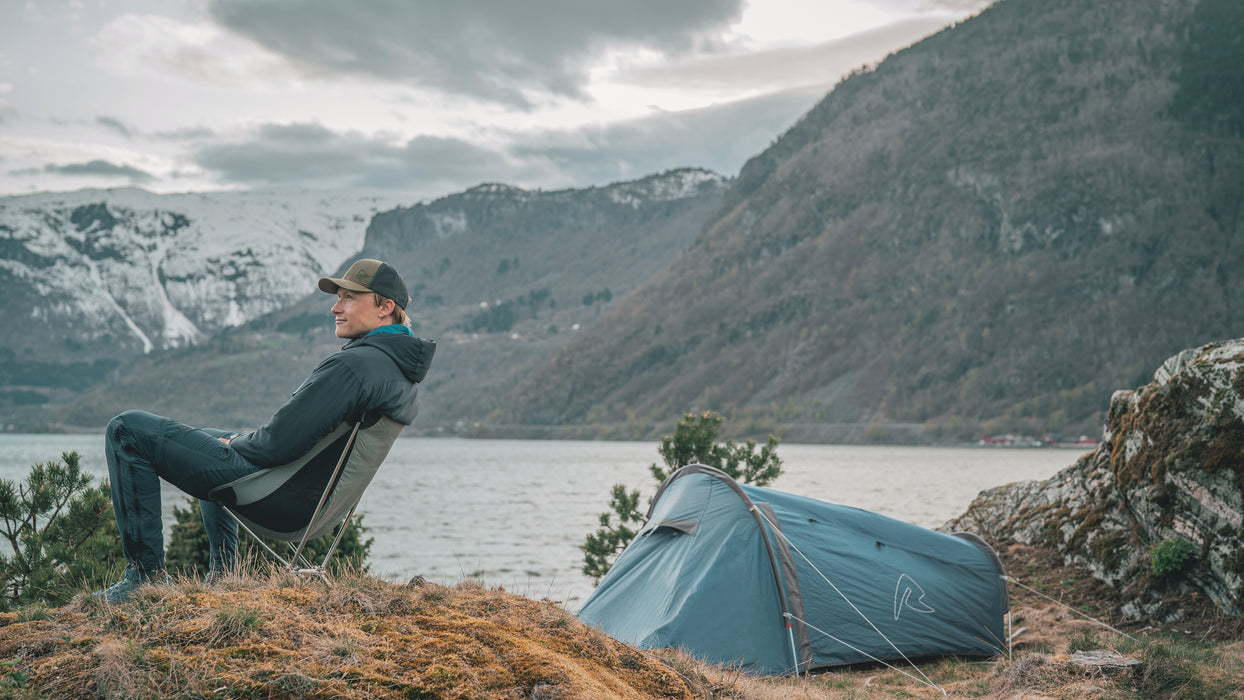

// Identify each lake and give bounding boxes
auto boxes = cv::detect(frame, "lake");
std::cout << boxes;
[0,435,1085,608]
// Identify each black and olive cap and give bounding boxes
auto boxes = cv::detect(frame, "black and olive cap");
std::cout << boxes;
[318,259,411,309]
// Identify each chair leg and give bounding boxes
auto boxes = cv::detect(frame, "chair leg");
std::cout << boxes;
[288,424,360,574]
[221,506,293,569]
[212,421,364,588]
[220,506,334,586]
[309,502,363,579]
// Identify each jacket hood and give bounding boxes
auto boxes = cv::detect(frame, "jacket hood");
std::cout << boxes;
[347,333,435,383]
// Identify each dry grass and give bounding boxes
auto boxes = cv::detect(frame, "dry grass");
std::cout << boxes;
[0,568,1239,699]
[0,570,701,699]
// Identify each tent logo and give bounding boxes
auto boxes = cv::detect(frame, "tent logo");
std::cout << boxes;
[893,573,936,620]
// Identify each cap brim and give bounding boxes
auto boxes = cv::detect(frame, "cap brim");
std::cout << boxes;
[318,276,372,294]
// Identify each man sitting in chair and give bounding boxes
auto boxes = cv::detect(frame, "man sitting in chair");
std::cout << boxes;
[96,259,435,602]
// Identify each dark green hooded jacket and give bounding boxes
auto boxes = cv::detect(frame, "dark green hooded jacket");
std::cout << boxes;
[231,330,435,468]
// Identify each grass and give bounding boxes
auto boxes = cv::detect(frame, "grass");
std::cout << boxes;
[0,568,1237,699]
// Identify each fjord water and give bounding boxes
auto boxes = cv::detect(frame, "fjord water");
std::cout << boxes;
[0,435,1081,608]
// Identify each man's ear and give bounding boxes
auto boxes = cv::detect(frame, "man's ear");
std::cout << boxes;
[380,297,397,318]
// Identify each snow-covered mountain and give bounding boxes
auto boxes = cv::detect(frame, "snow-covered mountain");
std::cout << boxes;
[24,168,730,432]
[0,187,401,355]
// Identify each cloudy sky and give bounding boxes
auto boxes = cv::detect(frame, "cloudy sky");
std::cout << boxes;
[0,0,988,201]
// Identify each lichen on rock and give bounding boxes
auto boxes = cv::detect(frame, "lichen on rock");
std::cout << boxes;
[946,338,1244,622]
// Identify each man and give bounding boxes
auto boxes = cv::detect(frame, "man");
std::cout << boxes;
[96,259,435,602]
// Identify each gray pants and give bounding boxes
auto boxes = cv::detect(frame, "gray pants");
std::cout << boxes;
[104,410,262,573]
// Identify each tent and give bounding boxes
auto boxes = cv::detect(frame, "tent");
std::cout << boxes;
[577,464,1009,676]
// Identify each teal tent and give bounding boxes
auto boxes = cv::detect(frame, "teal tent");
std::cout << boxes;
[577,465,1009,676]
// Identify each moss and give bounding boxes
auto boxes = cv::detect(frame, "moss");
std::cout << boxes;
[1038,508,1072,548]
[1109,369,1244,524]
[1194,410,1244,476]
[1089,531,1129,571]
[1226,530,1244,580]
[1067,511,1105,553]
[1153,485,1178,527]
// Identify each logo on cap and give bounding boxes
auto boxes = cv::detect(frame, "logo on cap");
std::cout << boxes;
[353,269,372,284]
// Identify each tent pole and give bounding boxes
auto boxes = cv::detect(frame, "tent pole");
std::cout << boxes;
[784,613,801,675]
[746,504,799,672]
[1007,609,1013,660]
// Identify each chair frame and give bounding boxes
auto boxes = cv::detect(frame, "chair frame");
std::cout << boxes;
[219,421,362,586]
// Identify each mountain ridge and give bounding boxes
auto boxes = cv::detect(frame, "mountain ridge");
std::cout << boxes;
[0,187,398,354]
[24,169,730,432]
[495,0,1244,441]
[6,0,1243,442]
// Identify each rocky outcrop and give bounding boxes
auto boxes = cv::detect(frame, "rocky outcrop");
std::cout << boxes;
[947,339,1244,621]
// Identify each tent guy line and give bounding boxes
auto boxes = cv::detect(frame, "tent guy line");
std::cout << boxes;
[793,615,946,693]
[1004,576,1137,642]
[751,504,946,694]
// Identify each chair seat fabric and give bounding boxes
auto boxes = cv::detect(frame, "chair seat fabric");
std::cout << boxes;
[209,416,404,541]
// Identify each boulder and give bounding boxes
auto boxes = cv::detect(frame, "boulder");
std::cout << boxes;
[947,339,1244,621]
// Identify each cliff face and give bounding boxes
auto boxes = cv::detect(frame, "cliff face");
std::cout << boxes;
[0,188,392,356]
[948,338,1244,620]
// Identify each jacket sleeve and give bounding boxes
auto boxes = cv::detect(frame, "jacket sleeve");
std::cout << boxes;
[229,354,367,468]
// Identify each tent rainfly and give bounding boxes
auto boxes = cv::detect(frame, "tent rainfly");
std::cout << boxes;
[577,464,1010,677]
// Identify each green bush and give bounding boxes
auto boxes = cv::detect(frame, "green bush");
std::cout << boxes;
[0,452,125,609]
[581,411,782,582]
[1151,538,1197,577]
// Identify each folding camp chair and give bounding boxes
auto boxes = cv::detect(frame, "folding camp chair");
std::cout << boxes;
[208,415,405,586]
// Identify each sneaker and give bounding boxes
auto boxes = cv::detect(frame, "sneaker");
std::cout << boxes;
[92,565,170,603]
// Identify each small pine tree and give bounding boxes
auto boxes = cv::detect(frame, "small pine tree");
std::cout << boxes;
[165,498,373,577]
[0,452,125,609]
[581,411,782,583]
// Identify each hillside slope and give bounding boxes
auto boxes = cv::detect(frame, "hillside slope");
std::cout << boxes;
[46,170,728,432]
[0,188,395,426]
[501,0,1244,440]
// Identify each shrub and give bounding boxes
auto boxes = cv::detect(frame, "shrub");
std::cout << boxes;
[581,411,782,582]
[0,452,125,609]
[1151,538,1197,577]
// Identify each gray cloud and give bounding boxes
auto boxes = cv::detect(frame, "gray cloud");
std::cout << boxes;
[38,160,154,183]
[618,16,955,92]
[871,0,989,11]
[207,0,744,107]
[512,87,824,184]
[924,0,991,11]
[191,87,821,196]
[156,126,217,141]
[96,115,133,139]
[193,122,522,192]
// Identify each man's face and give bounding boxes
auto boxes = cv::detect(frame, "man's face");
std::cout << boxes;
[331,289,384,339]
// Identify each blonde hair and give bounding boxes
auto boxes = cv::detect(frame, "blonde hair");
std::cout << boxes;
[372,292,408,326]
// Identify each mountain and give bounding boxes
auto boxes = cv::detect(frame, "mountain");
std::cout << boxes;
[33,169,729,432]
[0,187,398,422]
[12,0,1242,441]
[499,0,1244,441]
